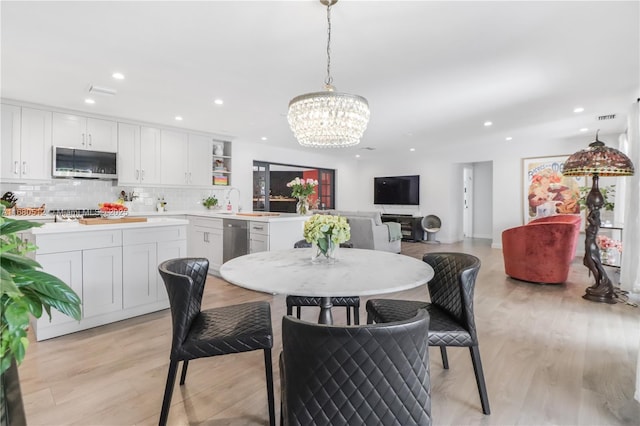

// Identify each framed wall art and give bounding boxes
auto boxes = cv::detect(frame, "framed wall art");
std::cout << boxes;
[522,155,585,223]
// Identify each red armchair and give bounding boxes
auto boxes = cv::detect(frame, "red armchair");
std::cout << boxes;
[501,215,582,284]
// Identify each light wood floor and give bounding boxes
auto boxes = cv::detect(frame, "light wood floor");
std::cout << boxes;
[18,239,640,425]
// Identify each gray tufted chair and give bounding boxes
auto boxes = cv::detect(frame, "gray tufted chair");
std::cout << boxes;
[366,252,490,415]
[280,310,431,426]
[286,240,360,324]
[158,258,275,426]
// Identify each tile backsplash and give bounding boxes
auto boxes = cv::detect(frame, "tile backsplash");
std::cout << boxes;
[0,180,230,213]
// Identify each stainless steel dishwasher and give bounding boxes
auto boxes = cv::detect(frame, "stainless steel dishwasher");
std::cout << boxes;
[223,219,249,262]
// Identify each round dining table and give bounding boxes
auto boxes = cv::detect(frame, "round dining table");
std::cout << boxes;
[219,248,434,324]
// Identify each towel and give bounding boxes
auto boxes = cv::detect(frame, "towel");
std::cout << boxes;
[386,222,403,242]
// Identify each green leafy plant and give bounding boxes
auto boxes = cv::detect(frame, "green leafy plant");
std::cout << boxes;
[202,196,218,209]
[578,185,615,211]
[303,214,351,256]
[0,217,81,374]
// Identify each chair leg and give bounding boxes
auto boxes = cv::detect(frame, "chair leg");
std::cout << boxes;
[354,306,360,325]
[179,360,189,385]
[440,346,449,369]
[296,306,301,319]
[159,360,179,426]
[263,349,276,426]
[469,346,491,415]
[367,312,374,324]
[346,306,352,325]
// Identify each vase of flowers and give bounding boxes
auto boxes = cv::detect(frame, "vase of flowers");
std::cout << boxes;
[287,177,318,215]
[303,214,350,263]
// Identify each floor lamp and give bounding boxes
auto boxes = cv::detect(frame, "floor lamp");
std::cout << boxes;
[563,132,635,304]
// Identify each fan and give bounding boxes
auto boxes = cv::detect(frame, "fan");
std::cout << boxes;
[421,215,441,244]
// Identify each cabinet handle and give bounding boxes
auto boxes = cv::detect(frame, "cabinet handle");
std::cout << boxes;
[189,172,192,183]
[22,161,27,175]
[185,172,188,183]
[253,226,264,231]
[88,134,92,146]
[14,161,19,175]
[82,133,86,146]
[204,232,209,243]
[135,170,140,180]
[141,169,145,180]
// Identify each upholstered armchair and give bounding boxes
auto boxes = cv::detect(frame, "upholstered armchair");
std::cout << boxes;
[501,215,582,284]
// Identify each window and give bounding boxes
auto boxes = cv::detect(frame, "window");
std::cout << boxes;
[253,161,335,213]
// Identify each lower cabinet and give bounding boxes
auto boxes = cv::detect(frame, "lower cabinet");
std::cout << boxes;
[31,224,186,341]
[82,246,123,318]
[188,217,223,273]
[250,222,269,253]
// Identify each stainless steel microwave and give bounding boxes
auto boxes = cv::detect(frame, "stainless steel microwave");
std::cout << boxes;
[52,146,117,179]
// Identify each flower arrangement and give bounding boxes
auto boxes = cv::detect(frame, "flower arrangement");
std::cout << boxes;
[596,235,622,253]
[303,214,351,261]
[286,177,318,198]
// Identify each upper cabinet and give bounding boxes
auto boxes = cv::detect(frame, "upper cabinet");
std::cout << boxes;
[212,140,232,187]
[118,123,161,185]
[52,112,117,152]
[1,104,52,182]
[160,131,215,187]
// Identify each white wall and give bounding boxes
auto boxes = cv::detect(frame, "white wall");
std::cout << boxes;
[472,161,493,239]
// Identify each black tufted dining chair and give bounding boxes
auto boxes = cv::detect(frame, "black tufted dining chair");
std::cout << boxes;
[280,310,432,426]
[158,258,275,426]
[286,240,359,324]
[366,252,490,415]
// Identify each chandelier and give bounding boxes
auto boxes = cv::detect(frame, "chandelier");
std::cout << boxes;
[287,0,370,148]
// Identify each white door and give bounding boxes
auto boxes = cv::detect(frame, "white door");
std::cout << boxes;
[20,108,52,181]
[1,104,21,180]
[140,126,161,184]
[117,123,140,184]
[36,251,83,326]
[86,118,117,151]
[82,247,123,318]
[52,113,86,148]
[188,134,212,186]
[463,166,474,238]
[122,243,157,308]
[160,129,188,185]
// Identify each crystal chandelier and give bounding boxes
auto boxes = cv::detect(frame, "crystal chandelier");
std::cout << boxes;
[288,0,370,148]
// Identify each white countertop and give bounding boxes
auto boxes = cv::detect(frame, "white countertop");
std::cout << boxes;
[5,211,309,223]
[30,217,188,234]
[220,248,434,297]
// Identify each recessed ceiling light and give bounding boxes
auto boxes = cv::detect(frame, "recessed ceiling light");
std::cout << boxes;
[505,136,513,141]
[261,137,268,141]
[355,154,361,158]
[409,148,415,152]
[112,72,125,80]
[175,116,183,121]
[579,127,589,132]
[214,99,224,105]
[573,107,584,113]
[484,121,493,127]
[84,98,95,104]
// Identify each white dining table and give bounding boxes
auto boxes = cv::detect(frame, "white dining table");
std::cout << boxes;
[219,248,434,324]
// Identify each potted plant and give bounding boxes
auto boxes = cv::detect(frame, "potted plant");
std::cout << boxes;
[1,215,81,426]
[202,196,218,209]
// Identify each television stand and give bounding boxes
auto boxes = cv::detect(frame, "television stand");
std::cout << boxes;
[381,214,423,242]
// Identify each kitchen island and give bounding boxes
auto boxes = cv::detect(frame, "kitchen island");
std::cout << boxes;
[29,218,188,340]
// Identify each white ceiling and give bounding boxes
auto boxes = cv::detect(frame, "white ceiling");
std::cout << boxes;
[2,1,638,156]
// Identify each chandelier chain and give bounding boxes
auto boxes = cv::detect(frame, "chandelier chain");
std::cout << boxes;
[325,3,333,86]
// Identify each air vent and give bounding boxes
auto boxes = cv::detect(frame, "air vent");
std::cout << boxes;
[360,147,376,151]
[597,114,616,121]
[89,85,117,96]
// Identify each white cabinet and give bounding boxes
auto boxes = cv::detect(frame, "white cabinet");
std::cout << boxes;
[122,225,187,308]
[1,105,52,181]
[160,130,212,186]
[52,112,117,151]
[188,217,223,273]
[36,251,83,327]
[118,123,161,185]
[82,246,123,318]
[250,222,269,253]
[212,140,232,187]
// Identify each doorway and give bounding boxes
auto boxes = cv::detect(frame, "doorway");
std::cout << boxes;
[463,166,474,238]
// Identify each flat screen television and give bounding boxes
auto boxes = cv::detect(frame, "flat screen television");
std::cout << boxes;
[374,175,420,205]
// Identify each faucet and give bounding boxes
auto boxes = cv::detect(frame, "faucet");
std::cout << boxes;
[225,187,241,213]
